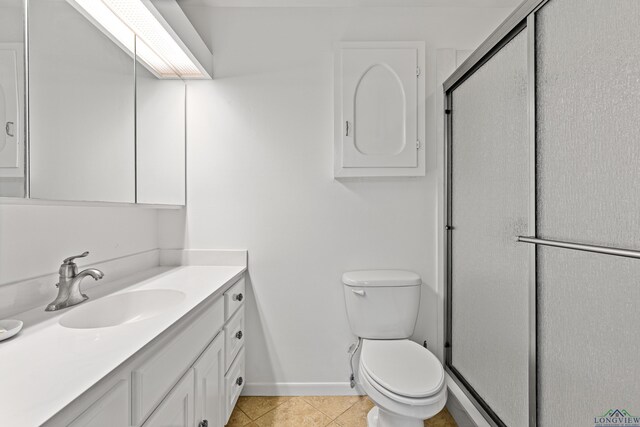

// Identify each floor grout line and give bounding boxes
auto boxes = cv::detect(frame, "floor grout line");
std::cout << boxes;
[301,396,361,421]
[229,396,457,427]
[240,396,292,422]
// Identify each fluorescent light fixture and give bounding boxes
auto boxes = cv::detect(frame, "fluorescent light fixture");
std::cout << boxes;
[67,0,207,78]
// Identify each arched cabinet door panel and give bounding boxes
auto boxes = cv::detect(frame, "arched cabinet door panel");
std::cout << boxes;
[334,41,425,177]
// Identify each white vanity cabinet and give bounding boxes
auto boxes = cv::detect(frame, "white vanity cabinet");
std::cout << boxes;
[222,278,246,424]
[194,333,226,427]
[143,370,196,427]
[66,379,130,427]
[44,275,246,427]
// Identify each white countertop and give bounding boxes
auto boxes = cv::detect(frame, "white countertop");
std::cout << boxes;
[0,265,246,426]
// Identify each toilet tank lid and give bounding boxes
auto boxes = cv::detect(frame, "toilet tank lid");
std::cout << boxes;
[342,270,421,287]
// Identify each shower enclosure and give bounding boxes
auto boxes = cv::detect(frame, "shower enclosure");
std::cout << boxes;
[444,0,640,425]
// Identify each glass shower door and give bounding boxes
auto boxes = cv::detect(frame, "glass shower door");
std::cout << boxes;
[449,29,530,427]
[535,0,640,424]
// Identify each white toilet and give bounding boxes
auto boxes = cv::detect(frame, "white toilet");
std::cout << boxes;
[343,270,447,427]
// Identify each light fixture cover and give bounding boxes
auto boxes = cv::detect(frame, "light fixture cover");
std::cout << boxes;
[67,0,211,79]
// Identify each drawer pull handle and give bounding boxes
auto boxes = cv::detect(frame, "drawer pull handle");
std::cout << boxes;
[199,421,208,427]
[236,376,244,386]
[236,330,243,340]
[233,293,244,302]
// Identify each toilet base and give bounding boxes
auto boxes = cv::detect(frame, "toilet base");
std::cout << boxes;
[367,406,424,427]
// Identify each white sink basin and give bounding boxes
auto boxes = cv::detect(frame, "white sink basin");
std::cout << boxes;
[59,289,185,329]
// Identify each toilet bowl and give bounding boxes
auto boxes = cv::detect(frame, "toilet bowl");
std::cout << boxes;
[342,270,447,427]
[358,339,446,427]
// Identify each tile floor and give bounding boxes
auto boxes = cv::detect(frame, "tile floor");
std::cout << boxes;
[226,396,458,427]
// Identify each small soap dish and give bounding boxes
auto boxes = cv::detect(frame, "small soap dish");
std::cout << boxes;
[0,319,23,342]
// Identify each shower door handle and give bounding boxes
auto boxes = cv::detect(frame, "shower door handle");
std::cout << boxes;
[5,122,14,137]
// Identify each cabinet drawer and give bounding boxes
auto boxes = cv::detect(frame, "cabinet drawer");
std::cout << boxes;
[224,277,245,320]
[224,348,245,424]
[224,306,245,372]
[132,297,224,425]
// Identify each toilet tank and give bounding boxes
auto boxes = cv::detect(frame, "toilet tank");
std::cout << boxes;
[342,270,421,339]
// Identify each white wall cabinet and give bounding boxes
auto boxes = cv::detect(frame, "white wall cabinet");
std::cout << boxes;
[334,41,425,177]
[44,275,246,427]
[7,0,211,204]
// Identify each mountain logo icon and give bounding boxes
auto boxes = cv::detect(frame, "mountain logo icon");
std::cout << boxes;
[595,409,640,427]
[600,409,635,417]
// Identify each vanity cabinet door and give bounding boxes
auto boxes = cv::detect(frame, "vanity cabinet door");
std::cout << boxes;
[143,369,195,427]
[132,297,224,424]
[194,333,225,427]
[66,380,130,427]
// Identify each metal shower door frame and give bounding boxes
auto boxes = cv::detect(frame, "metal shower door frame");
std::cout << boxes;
[443,1,550,425]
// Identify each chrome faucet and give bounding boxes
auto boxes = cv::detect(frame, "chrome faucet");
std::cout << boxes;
[45,252,104,312]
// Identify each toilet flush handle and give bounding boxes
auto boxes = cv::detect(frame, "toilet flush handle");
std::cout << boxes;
[351,289,365,296]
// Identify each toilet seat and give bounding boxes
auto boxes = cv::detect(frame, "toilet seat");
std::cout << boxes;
[360,363,444,407]
[357,340,447,425]
[360,339,445,400]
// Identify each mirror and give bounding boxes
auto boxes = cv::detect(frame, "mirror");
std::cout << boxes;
[135,36,186,205]
[0,0,191,205]
[0,0,25,198]
[28,0,136,203]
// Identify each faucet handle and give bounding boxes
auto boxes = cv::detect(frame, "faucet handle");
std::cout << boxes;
[63,251,89,265]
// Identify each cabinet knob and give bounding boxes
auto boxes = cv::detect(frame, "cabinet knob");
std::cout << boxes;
[236,376,244,386]
[233,293,244,302]
[199,420,208,427]
[236,330,243,340]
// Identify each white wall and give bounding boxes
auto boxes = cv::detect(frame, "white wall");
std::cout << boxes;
[0,204,158,317]
[160,5,513,393]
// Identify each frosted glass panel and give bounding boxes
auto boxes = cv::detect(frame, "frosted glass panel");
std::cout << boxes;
[536,0,640,423]
[536,0,640,247]
[450,30,529,427]
[538,247,640,424]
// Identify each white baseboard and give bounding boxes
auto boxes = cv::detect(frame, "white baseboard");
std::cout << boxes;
[242,382,364,396]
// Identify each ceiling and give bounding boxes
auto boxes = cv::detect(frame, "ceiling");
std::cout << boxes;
[177,0,522,8]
